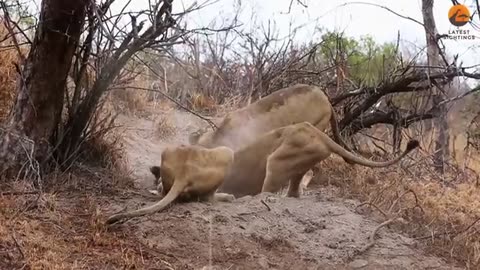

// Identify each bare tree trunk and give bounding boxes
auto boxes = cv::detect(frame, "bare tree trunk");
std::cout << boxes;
[0,0,88,179]
[421,0,449,173]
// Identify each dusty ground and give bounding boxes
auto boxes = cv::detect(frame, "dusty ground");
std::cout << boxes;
[105,108,464,270]
[117,109,208,189]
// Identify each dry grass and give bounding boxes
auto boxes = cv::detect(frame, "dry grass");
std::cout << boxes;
[70,99,128,172]
[107,88,150,116]
[189,92,218,113]
[153,110,177,140]
[314,138,480,269]
[0,25,22,123]
[0,170,176,269]
[1,17,479,268]
[120,73,480,269]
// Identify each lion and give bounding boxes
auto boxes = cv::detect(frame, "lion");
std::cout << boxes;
[188,84,353,153]
[184,84,354,192]
[105,145,235,225]
[217,122,419,198]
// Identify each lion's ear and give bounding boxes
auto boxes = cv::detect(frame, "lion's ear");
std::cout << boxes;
[149,166,161,179]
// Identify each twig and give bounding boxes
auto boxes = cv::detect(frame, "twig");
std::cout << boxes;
[284,0,308,14]
[438,84,480,106]
[261,199,271,211]
[0,1,28,62]
[337,2,424,27]
[350,217,402,259]
[11,231,25,260]
[388,189,419,214]
[475,0,480,22]
[414,216,480,241]
[109,86,218,129]
[355,201,388,218]
[90,0,116,43]
[1,190,40,196]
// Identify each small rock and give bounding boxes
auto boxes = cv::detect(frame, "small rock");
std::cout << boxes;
[303,225,316,233]
[348,259,369,269]
[258,255,269,269]
[265,196,277,203]
[326,242,338,249]
[148,189,159,195]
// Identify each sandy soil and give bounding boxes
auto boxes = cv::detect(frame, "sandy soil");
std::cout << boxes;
[109,109,463,270]
[116,110,208,189]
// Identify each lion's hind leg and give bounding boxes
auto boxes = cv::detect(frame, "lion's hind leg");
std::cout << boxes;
[261,148,312,196]
[261,124,322,197]
[286,172,309,198]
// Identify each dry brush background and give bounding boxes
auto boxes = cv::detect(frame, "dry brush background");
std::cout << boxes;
[1,0,480,269]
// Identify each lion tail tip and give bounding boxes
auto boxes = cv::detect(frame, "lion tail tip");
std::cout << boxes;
[406,139,420,151]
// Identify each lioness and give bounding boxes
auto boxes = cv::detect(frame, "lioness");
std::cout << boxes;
[105,145,235,225]
[189,84,352,153]
[185,84,354,192]
[217,122,419,198]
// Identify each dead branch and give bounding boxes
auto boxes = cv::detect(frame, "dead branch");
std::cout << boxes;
[438,84,480,106]
[1,190,40,196]
[11,231,25,260]
[261,199,271,211]
[0,1,26,62]
[337,2,423,27]
[347,109,436,135]
[284,0,308,14]
[355,201,388,218]
[334,68,480,133]
[110,85,218,129]
[355,217,403,256]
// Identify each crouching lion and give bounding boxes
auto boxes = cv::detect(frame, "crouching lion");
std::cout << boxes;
[217,122,419,198]
[105,145,235,225]
[184,84,354,192]
[188,83,353,154]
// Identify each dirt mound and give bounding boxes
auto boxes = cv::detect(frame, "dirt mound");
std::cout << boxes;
[106,188,460,269]
[110,109,463,269]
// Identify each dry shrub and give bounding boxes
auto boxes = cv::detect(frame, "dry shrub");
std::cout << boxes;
[153,111,177,140]
[0,172,171,269]
[74,101,128,173]
[189,92,217,113]
[105,71,158,116]
[317,152,480,268]
[0,25,22,122]
[79,132,126,170]
[107,88,149,115]
[214,94,244,116]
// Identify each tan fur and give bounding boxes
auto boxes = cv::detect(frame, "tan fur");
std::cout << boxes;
[300,169,314,191]
[189,84,352,153]
[217,122,419,198]
[105,145,235,225]
[186,84,354,192]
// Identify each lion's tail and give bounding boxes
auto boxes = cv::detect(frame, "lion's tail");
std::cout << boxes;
[105,180,184,225]
[328,105,355,164]
[324,130,419,167]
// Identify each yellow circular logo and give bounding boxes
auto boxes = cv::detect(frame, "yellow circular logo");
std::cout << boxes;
[448,4,470,27]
